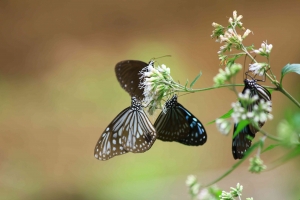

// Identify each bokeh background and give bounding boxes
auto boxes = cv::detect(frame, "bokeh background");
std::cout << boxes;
[1,0,300,199]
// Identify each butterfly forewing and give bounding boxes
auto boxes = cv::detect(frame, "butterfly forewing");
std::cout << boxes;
[94,97,156,161]
[94,107,130,161]
[154,95,207,146]
[115,60,148,100]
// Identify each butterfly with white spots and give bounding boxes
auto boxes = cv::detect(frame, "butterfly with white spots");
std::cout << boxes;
[154,95,207,146]
[94,97,156,161]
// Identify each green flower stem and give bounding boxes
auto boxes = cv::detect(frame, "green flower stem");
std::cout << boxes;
[277,86,300,108]
[252,124,281,142]
[180,84,244,92]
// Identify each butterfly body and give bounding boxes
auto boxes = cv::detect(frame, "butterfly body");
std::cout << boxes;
[232,79,271,159]
[154,95,207,146]
[94,97,156,161]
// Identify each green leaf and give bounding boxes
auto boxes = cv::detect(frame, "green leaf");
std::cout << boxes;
[190,72,202,88]
[185,79,189,89]
[208,108,233,124]
[267,89,275,94]
[280,63,300,84]
[261,144,281,153]
[233,120,249,139]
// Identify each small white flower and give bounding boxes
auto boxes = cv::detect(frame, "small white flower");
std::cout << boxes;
[242,29,251,38]
[186,175,197,186]
[216,118,232,135]
[233,11,237,20]
[236,15,243,22]
[212,22,220,28]
[249,62,266,76]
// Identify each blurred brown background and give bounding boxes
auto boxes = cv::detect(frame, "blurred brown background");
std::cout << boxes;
[0,0,300,199]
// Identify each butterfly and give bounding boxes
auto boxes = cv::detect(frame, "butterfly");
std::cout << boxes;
[232,79,271,159]
[94,97,156,161]
[115,60,154,101]
[154,94,207,146]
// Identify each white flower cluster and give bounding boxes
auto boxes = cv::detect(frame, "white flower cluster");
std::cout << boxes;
[231,91,272,124]
[212,11,251,55]
[249,62,267,76]
[139,62,172,114]
[252,41,273,56]
[248,41,273,76]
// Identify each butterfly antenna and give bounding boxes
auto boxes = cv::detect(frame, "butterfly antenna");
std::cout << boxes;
[154,55,172,60]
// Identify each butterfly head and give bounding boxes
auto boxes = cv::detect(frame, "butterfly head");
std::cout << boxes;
[244,79,257,89]
[131,97,142,110]
[148,60,155,67]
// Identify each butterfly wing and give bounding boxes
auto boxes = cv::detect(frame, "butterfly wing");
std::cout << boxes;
[232,123,254,159]
[115,60,148,100]
[94,107,131,161]
[94,98,157,161]
[121,109,156,153]
[154,105,190,142]
[154,101,207,146]
[176,103,207,146]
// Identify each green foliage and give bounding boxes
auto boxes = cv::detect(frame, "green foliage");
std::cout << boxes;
[280,63,300,84]
[190,72,202,88]
[232,120,249,139]
[208,108,233,124]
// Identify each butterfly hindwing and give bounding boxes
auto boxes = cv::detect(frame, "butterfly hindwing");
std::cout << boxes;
[121,108,156,153]
[154,95,207,146]
[94,97,156,161]
[176,103,207,146]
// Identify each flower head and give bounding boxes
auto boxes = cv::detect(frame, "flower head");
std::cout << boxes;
[139,61,174,114]
[248,156,266,173]
[249,62,267,76]
[216,118,232,135]
[252,41,273,57]
[213,63,242,86]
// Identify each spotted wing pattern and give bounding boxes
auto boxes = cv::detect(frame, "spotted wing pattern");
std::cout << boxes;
[154,95,207,146]
[232,79,271,159]
[94,97,156,161]
[115,60,149,100]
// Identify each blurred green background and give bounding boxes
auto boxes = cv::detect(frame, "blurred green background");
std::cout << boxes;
[0,0,300,199]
